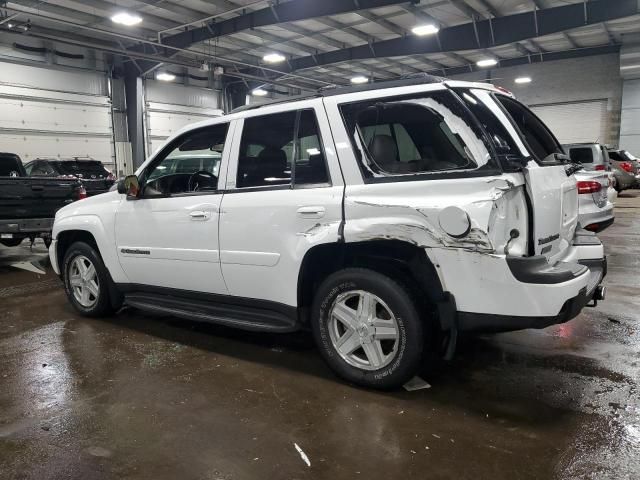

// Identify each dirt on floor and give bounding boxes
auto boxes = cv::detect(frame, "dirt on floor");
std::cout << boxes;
[1,192,639,480]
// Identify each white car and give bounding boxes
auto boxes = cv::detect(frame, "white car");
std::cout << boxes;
[575,171,615,232]
[49,77,607,389]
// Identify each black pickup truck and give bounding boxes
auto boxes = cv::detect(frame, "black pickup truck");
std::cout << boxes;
[0,152,85,247]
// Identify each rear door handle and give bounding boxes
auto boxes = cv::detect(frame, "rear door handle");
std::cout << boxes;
[297,206,325,219]
[31,185,44,191]
[189,210,210,220]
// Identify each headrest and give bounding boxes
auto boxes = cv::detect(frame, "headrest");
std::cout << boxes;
[368,134,398,166]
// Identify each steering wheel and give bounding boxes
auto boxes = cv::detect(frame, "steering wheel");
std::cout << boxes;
[187,171,217,192]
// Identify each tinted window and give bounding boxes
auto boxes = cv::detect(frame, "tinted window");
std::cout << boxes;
[237,109,329,188]
[340,90,494,178]
[53,161,108,178]
[28,161,57,176]
[496,96,563,162]
[608,150,622,162]
[143,123,228,195]
[569,148,594,164]
[457,90,520,155]
[0,155,23,176]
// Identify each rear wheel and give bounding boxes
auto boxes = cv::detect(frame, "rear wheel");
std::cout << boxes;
[62,242,116,317]
[311,268,426,389]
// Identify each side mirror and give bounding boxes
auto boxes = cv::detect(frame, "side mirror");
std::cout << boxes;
[117,175,140,199]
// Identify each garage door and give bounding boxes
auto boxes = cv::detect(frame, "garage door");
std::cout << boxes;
[0,63,113,169]
[530,100,608,145]
[144,81,222,156]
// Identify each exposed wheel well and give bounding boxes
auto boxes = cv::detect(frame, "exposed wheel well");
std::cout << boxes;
[298,240,445,322]
[56,230,100,270]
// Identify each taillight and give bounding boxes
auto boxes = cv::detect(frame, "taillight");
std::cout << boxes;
[620,161,633,172]
[577,180,602,194]
[594,165,606,171]
[76,186,87,200]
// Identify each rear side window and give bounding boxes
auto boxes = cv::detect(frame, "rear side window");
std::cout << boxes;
[340,90,496,179]
[237,109,330,188]
[495,96,563,162]
[569,148,594,164]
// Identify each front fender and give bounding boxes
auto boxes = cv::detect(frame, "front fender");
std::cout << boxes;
[52,215,128,283]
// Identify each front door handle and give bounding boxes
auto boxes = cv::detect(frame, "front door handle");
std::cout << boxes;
[297,206,326,219]
[189,210,210,220]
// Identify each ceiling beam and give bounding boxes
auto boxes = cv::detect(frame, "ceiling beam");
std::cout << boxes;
[264,0,635,74]
[159,0,411,50]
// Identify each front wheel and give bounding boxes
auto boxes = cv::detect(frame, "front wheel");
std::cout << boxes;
[62,242,116,317]
[311,268,425,389]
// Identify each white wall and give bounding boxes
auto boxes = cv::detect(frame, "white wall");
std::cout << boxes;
[144,80,222,155]
[450,54,623,147]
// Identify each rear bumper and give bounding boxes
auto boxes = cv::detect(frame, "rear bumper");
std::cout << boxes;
[431,230,606,333]
[0,218,54,236]
[578,202,614,232]
[457,256,606,332]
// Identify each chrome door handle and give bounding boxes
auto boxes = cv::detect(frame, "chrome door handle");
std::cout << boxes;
[189,210,210,220]
[297,206,326,219]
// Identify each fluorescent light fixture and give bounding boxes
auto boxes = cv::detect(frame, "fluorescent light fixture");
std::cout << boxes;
[111,12,142,26]
[263,53,286,63]
[477,58,498,67]
[156,72,176,82]
[252,88,268,96]
[350,75,369,84]
[7,23,13,29]
[411,24,440,36]
[306,148,321,156]
[515,76,532,84]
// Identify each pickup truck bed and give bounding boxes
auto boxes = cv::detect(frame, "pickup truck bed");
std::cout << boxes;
[0,153,83,245]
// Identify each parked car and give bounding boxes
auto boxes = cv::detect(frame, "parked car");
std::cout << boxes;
[0,152,85,247]
[608,149,639,188]
[564,143,634,192]
[49,77,607,389]
[24,157,116,196]
[575,171,614,232]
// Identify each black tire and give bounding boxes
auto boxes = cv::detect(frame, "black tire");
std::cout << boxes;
[62,241,116,317]
[0,238,23,247]
[311,268,425,390]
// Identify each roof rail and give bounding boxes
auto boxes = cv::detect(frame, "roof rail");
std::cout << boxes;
[229,73,450,114]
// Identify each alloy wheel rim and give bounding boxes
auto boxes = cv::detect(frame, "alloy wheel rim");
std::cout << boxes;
[69,255,100,308]
[328,290,400,371]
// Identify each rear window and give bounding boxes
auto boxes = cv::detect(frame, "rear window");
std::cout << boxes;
[494,95,563,163]
[607,150,622,162]
[340,90,497,179]
[569,148,594,164]
[0,155,23,176]
[53,161,108,178]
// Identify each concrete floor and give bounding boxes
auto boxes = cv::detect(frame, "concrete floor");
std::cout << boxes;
[1,193,639,480]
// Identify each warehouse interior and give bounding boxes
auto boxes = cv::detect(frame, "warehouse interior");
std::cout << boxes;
[1,0,640,478]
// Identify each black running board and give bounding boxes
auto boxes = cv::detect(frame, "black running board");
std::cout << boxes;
[123,291,299,333]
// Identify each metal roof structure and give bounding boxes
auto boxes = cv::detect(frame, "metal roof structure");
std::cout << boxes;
[1,0,639,92]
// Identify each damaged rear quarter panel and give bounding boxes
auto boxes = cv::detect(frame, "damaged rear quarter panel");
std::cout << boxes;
[343,173,527,256]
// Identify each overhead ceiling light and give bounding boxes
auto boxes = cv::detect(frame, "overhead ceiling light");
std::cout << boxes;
[477,58,498,67]
[515,76,532,84]
[411,24,440,36]
[156,72,176,82]
[263,53,286,64]
[7,23,13,29]
[111,12,142,26]
[252,88,268,96]
[351,75,369,84]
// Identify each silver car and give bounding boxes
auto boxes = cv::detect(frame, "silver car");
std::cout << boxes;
[608,149,639,188]
[565,143,634,192]
[575,170,614,232]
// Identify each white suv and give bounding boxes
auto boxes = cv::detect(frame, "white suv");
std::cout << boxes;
[49,77,606,389]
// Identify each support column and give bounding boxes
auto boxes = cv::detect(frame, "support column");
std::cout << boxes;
[124,63,146,168]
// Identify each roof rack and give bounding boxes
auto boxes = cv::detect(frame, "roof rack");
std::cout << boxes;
[229,73,448,114]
